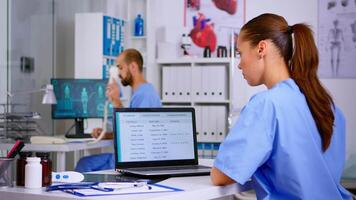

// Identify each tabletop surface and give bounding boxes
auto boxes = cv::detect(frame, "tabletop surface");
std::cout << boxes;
[0,159,252,200]
[0,139,113,152]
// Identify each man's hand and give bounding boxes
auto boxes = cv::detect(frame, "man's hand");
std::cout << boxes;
[91,128,103,138]
[106,80,122,108]
[210,167,235,186]
[91,128,114,139]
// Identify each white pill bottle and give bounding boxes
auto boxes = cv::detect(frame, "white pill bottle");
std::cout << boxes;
[25,157,42,188]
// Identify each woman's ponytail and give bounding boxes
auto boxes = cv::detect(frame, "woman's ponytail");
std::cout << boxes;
[290,24,334,151]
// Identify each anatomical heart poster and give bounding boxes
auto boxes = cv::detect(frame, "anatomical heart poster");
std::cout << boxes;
[185,0,245,57]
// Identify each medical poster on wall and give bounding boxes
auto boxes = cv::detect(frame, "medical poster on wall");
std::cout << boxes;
[184,0,245,57]
[318,0,356,78]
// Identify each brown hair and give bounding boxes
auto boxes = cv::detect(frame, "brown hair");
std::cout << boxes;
[240,13,334,151]
[122,48,144,72]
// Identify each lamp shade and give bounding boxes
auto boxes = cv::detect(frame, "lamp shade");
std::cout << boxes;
[42,84,57,104]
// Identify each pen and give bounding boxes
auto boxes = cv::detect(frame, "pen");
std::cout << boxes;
[97,182,152,190]
[46,182,99,192]
[63,189,86,197]
[7,140,25,158]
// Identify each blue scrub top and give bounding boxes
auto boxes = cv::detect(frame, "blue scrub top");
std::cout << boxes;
[214,79,352,200]
[130,83,162,108]
[108,82,161,126]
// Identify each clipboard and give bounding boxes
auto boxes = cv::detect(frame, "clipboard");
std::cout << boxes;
[62,183,183,197]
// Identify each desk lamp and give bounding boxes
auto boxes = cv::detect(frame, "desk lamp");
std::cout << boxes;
[7,84,57,105]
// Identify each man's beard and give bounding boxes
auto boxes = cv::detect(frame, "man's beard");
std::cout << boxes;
[120,71,133,86]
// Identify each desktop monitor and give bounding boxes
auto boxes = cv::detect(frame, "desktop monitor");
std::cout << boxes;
[51,79,113,138]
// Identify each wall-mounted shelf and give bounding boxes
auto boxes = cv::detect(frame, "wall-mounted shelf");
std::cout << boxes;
[130,36,147,40]
[157,57,231,64]
[161,100,230,104]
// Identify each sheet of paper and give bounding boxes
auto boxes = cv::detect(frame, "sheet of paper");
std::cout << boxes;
[65,183,182,196]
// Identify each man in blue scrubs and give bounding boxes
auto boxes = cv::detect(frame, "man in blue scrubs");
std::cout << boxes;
[91,48,162,139]
[210,14,352,199]
[75,49,161,172]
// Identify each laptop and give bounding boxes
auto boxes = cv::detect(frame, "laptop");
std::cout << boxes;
[112,107,211,177]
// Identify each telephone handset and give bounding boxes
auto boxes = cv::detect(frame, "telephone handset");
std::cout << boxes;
[109,66,120,84]
[90,67,119,144]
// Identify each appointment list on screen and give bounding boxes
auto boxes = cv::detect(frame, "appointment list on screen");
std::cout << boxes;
[115,112,195,162]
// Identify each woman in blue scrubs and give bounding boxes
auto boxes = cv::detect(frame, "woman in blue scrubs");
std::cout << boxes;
[210,13,353,200]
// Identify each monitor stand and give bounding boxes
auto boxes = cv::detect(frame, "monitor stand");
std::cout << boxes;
[65,118,92,138]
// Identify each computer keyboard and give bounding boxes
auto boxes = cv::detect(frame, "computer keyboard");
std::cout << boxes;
[65,138,95,143]
[84,173,139,182]
[65,133,93,139]
[30,136,67,144]
[84,173,165,184]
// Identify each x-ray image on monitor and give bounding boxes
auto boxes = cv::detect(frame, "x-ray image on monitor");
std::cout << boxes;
[51,79,114,138]
[51,79,112,119]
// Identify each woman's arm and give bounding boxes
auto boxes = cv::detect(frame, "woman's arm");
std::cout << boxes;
[210,167,236,186]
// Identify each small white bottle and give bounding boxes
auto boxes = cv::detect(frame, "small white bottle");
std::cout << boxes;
[25,157,42,188]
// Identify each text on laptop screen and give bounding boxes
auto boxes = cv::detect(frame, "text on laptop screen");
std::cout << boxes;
[115,112,195,162]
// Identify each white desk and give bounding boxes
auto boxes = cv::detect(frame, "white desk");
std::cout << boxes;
[0,177,253,200]
[0,140,113,171]
[0,159,254,200]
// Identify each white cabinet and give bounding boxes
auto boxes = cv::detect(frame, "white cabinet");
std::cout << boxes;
[74,12,131,98]
[157,57,234,158]
[74,13,125,79]
[158,57,235,158]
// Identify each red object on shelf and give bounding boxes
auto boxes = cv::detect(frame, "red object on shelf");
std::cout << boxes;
[212,0,237,15]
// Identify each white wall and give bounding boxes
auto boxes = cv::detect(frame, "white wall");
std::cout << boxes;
[246,0,318,27]
[322,80,356,157]
[54,0,126,79]
[150,0,356,156]
[54,0,91,79]
[0,0,7,113]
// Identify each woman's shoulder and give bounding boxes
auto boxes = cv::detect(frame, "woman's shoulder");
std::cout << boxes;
[249,88,278,105]
[251,79,302,104]
[244,91,276,114]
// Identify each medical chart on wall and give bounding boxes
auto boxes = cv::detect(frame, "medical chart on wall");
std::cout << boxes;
[184,0,245,57]
[318,0,356,78]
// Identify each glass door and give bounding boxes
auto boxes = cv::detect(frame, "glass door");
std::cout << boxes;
[6,0,54,140]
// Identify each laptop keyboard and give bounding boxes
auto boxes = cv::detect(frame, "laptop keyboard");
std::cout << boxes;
[84,173,166,184]
[84,173,138,182]
[130,165,211,172]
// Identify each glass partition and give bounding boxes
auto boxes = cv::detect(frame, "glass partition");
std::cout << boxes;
[2,0,127,140]
[0,0,54,141]
[0,0,8,139]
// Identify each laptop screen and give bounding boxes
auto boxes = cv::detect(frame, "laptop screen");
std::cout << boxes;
[113,107,198,168]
